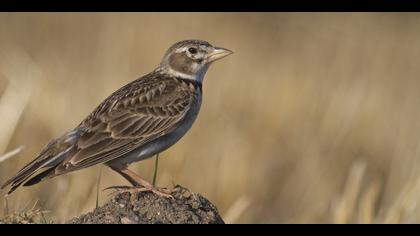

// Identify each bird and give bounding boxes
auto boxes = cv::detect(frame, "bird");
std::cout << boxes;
[1,39,233,198]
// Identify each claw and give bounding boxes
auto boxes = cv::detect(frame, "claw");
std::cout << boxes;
[102,185,131,191]
[103,185,132,197]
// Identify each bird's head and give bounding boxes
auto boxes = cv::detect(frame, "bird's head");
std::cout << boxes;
[159,39,233,82]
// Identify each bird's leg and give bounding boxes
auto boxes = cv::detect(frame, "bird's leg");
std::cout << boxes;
[152,153,159,186]
[106,166,173,199]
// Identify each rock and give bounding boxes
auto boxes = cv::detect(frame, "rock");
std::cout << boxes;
[120,217,134,224]
[68,185,224,224]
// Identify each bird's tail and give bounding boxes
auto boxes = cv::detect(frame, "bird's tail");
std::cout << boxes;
[1,129,80,195]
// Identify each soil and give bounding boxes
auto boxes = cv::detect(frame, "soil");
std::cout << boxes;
[67,185,224,224]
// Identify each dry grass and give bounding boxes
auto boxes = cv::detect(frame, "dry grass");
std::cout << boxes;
[0,200,52,224]
[1,13,420,223]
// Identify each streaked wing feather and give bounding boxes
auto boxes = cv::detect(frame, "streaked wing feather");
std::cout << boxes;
[50,75,198,176]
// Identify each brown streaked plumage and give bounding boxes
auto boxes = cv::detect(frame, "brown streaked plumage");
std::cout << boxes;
[1,39,233,196]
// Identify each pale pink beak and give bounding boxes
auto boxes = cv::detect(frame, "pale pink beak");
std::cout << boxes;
[206,47,233,63]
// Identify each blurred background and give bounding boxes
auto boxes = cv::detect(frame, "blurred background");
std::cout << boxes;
[1,13,420,223]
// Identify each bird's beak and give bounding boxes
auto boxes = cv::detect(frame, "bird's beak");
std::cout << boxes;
[206,47,233,63]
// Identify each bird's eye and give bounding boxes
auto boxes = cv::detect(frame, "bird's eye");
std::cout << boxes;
[188,48,198,54]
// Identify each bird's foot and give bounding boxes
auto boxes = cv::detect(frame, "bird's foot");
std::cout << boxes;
[104,185,174,199]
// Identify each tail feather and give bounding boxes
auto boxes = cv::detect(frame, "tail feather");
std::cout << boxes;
[4,165,59,195]
[1,155,57,195]
[1,152,52,190]
[1,129,81,195]
[5,173,37,196]
[23,167,56,187]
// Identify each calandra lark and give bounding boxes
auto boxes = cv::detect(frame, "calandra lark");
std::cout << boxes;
[1,39,233,197]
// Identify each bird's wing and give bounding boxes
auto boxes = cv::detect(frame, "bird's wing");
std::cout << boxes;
[2,74,200,193]
[58,76,199,173]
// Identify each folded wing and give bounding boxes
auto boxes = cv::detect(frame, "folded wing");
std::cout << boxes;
[1,75,198,194]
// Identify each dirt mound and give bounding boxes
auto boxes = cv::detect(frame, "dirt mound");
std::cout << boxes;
[68,185,224,224]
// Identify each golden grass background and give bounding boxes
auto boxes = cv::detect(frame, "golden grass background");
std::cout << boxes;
[1,13,420,223]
